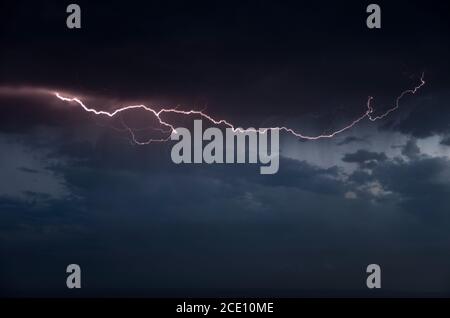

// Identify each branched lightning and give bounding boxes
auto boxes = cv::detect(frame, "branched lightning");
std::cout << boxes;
[54,73,425,144]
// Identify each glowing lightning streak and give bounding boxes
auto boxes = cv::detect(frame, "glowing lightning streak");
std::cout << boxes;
[54,73,425,144]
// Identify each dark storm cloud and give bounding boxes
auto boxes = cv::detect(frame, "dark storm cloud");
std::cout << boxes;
[400,139,421,160]
[440,136,450,146]
[342,149,387,165]
[8,121,443,225]
[381,93,450,138]
[17,167,39,174]
[348,169,374,185]
[3,120,450,296]
[336,136,368,146]
[371,156,450,220]
[256,158,346,196]
[343,143,450,220]
[3,127,450,296]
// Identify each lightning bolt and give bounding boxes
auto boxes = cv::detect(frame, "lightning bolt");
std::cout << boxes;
[53,73,425,144]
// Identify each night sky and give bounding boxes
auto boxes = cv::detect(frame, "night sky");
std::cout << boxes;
[1,0,450,297]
